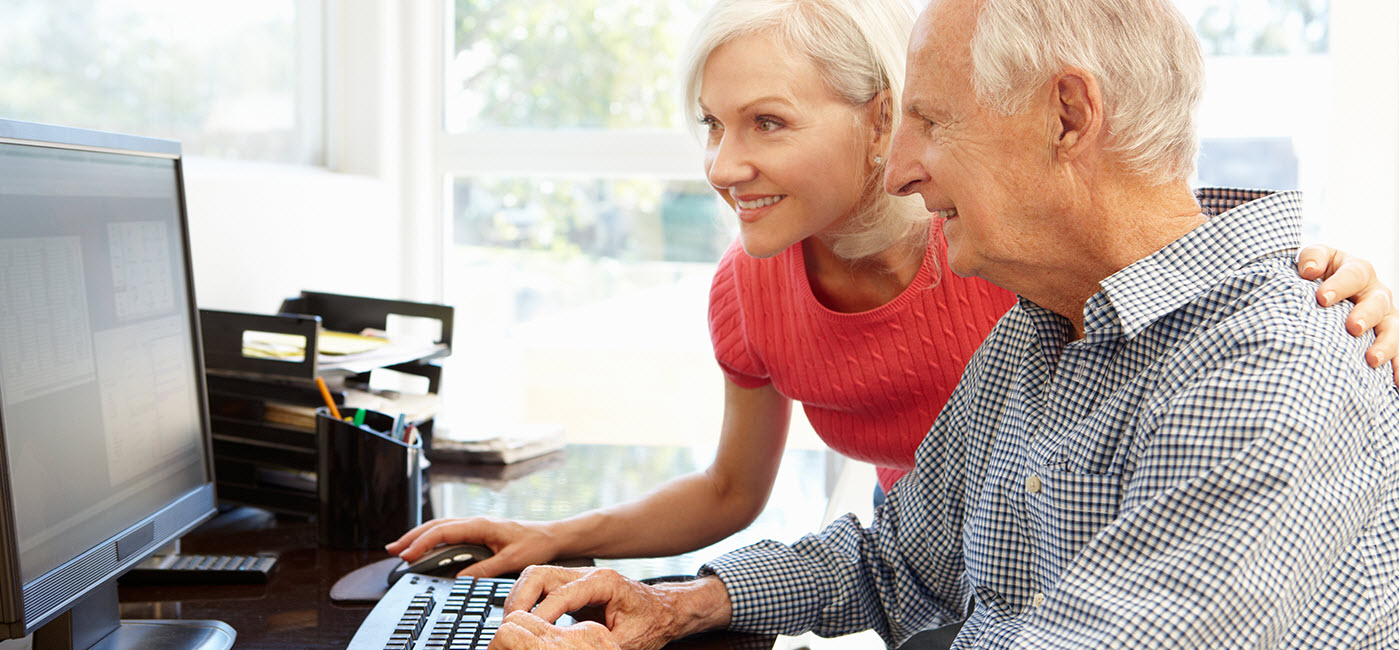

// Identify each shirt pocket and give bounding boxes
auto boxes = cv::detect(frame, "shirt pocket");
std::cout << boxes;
[1023,467,1123,572]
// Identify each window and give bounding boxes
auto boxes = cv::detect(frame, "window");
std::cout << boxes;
[0,0,325,164]
[445,2,698,133]
[1178,0,1331,239]
[437,0,750,446]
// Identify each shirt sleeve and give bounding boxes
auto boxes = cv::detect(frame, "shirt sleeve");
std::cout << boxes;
[708,241,770,389]
[1014,295,1399,647]
[699,340,992,646]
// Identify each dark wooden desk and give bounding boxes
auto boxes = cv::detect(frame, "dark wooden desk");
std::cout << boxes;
[119,444,828,649]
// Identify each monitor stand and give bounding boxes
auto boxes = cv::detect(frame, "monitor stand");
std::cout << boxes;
[32,581,234,650]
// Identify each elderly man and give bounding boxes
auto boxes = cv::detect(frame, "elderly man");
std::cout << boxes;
[488,0,1400,648]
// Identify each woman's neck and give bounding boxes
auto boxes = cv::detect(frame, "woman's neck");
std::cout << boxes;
[802,232,927,313]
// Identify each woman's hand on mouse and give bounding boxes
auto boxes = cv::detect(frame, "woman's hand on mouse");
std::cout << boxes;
[386,516,562,578]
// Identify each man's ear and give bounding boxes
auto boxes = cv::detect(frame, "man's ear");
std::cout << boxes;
[1050,67,1103,162]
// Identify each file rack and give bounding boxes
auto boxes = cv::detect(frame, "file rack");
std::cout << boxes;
[200,291,453,519]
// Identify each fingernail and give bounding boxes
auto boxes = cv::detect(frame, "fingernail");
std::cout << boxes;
[1321,290,1336,305]
[1303,260,1319,274]
[1355,317,1366,330]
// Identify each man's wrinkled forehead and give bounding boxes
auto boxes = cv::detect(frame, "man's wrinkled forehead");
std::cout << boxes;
[904,0,976,107]
[912,0,976,66]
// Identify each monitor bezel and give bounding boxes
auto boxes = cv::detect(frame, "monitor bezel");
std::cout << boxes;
[0,118,219,639]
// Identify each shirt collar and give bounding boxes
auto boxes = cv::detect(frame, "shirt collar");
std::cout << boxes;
[1086,188,1303,340]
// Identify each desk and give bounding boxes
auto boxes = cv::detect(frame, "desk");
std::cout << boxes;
[119,444,830,649]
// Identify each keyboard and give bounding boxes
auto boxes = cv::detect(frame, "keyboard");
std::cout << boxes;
[119,553,279,585]
[350,573,537,650]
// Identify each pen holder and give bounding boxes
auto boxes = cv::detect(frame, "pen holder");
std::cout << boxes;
[315,407,423,549]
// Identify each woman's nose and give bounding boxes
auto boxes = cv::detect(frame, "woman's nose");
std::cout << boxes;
[705,135,757,190]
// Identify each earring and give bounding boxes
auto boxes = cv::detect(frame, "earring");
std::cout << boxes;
[873,155,885,165]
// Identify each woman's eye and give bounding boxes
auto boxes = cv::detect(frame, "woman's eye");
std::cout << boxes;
[756,117,781,131]
[699,116,720,132]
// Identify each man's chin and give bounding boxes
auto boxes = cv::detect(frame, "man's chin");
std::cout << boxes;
[945,259,978,279]
[943,242,979,279]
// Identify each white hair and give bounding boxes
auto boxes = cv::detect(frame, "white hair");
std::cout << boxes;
[970,0,1204,183]
[679,0,930,261]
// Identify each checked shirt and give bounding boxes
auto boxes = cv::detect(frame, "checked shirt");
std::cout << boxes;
[701,189,1400,649]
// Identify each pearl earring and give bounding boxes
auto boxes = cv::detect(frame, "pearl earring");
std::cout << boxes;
[873,155,885,165]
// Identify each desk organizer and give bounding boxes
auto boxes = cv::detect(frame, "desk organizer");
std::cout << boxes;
[200,291,452,519]
[316,408,423,549]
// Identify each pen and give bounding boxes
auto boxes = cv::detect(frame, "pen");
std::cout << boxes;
[392,413,406,441]
[352,408,366,427]
[315,376,343,421]
[404,423,418,447]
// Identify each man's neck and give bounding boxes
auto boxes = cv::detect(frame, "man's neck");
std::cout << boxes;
[1019,179,1207,340]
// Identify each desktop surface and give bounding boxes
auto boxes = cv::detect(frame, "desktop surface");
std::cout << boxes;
[117,443,829,649]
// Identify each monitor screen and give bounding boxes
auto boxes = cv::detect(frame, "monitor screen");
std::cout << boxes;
[0,119,221,646]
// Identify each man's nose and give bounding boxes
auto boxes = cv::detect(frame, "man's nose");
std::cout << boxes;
[883,124,925,197]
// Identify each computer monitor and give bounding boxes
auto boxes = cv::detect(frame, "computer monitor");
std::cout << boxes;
[0,119,233,649]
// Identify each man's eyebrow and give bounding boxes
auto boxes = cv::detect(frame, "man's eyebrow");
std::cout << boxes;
[904,100,951,121]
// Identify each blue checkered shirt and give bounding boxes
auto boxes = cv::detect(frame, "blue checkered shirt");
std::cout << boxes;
[701,189,1400,648]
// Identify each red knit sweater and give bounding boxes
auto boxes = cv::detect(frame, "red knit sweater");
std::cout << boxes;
[708,227,1016,491]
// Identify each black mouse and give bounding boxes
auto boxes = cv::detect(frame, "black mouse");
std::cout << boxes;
[387,543,494,586]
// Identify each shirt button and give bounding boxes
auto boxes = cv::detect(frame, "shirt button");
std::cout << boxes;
[1025,474,1042,494]
[1031,592,1046,608]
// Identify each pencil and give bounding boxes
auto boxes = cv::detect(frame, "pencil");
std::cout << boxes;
[315,376,343,421]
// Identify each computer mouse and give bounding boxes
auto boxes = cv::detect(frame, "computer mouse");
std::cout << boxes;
[387,543,494,586]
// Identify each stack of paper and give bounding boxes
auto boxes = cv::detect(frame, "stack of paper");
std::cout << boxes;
[429,424,566,465]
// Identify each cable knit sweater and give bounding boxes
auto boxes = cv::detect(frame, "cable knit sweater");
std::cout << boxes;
[708,227,1016,490]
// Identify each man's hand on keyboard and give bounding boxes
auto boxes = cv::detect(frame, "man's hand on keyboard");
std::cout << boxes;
[496,565,732,650]
[491,612,619,650]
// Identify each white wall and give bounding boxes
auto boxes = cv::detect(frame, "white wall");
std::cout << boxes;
[1326,0,1400,290]
[184,159,401,313]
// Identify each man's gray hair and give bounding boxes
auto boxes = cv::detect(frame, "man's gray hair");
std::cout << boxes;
[679,0,928,261]
[971,0,1204,183]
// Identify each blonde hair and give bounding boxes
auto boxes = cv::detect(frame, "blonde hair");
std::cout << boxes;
[970,0,1204,183]
[679,0,930,262]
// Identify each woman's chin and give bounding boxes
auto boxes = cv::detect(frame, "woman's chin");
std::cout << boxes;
[739,241,785,260]
[738,232,796,260]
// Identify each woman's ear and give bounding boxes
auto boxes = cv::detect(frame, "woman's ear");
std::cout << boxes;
[865,89,894,163]
[1049,67,1104,162]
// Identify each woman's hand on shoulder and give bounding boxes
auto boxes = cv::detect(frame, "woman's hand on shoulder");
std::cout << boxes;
[1296,244,1398,385]
[385,516,562,578]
